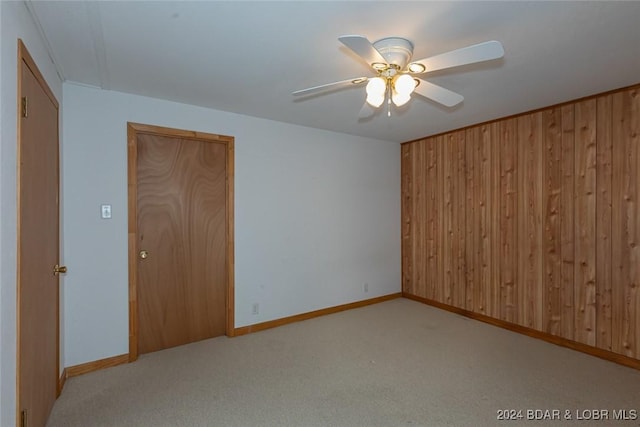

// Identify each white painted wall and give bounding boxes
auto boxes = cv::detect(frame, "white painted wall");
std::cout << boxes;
[63,83,401,367]
[0,1,63,425]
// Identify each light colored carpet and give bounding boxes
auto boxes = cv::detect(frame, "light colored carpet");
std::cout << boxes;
[47,298,640,427]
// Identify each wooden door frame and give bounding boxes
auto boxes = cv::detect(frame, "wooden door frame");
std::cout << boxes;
[127,122,235,361]
[16,38,61,425]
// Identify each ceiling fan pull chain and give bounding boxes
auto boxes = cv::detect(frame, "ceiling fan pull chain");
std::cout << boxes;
[387,82,392,117]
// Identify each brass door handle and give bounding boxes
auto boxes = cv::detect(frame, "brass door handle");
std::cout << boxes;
[139,250,149,259]
[53,264,67,275]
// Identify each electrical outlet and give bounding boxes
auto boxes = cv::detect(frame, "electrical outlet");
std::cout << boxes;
[364,283,369,292]
[252,303,259,315]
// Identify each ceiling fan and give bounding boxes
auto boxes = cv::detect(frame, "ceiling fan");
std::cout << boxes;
[293,35,504,118]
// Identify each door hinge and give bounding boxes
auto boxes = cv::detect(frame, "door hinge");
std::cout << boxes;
[21,96,28,118]
[21,409,27,427]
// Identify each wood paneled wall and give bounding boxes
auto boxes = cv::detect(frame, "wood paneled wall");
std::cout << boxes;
[402,85,640,361]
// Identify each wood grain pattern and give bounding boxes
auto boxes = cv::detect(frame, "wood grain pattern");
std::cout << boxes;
[596,95,613,351]
[560,105,576,341]
[574,100,597,346]
[401,83,640,365]
[464,128,477,311]
[454,131,467,310]
[499,118,518,323]
[425,138,439,301]
[442,135,453,306]
[443,131,466,308]
[612,89,640,358]
[436,135,446,303]
[479,124,493,317]
[517,113,543,329]
[137,134,227,354]
[17,39,60,427]
[128,123,235,357]
[542,108,563,336]
[490,123,502,319]
[401,144,413,294]
[474,125,493,316]
[225,141,236,337]
[414,141,426,298]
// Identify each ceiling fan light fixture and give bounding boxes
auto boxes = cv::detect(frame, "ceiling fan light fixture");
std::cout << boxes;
[295,35,504,116]
[366,94,385,108]
[372,37,414,69]
[392,92,411,107]
[394,74,417,96]
[366,77,386,95]
[408,62,426,73]
[366,76,386,107]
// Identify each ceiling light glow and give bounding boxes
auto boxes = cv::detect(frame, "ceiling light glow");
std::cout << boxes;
[394,74,416,96]
[408,63,426,73]
[366,77,386,107]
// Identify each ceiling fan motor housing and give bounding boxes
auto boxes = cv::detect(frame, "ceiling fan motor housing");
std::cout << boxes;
[372,37,414,69]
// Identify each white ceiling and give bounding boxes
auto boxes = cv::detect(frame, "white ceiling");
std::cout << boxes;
[28,1,640,143]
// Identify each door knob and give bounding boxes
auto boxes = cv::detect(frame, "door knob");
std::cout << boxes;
[53,264,67,275]
[139,250,149,259]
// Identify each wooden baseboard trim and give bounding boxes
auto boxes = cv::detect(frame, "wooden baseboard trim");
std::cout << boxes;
[66,354,130,378]
[234,293,402,336]
[57,368,67,396]
[403,293,640,370]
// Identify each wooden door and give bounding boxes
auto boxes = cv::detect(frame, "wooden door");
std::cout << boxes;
[17,40,60,427]
[130,125,233,355]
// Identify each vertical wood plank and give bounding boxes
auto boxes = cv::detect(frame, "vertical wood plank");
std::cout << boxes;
[415,141,425,297]
[465,127,477,311]
[542,108,563,336]
[596,95,613,351]
[443,133,454,305]
[401,144,413,294]
[436,135,446,304]
[417,139,426,298]
[490,123,502,319]
[631,88,640,360]
[479,124,493,316]
[517,112,543,329]
[401,84,640,363]
[560,105,576,340]
[426,138,438,300]
[574,99,597,346]
[612,88,640,358]
[453,131,467,309]
[467,125,493,316]
[500,118,518,323]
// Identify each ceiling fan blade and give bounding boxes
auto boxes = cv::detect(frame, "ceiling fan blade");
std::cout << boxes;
[338,35,388,68]
[410,41,504,73]
[358,101,377,119]
[413,79,464,107]
[292,77,368,97]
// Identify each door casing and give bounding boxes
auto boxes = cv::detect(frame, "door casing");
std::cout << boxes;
[127,122,235,361]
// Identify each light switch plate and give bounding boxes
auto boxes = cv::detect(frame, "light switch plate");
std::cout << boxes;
[101,204,112,219]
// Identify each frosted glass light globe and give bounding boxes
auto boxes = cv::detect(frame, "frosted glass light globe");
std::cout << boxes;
[394,74,416,95]
[392,92,411,107]
[366,77,386,107]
